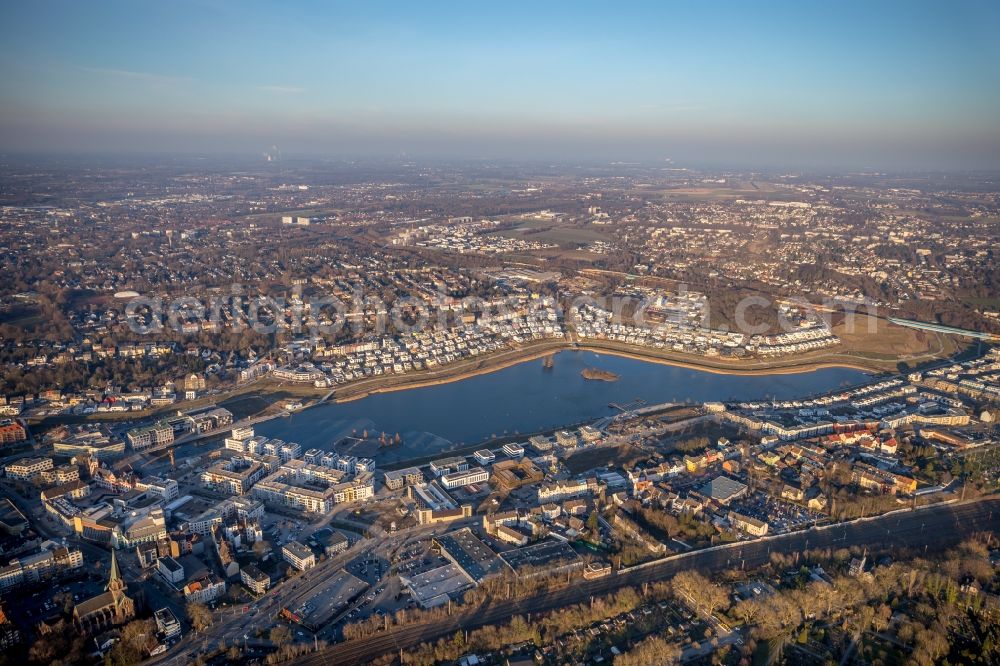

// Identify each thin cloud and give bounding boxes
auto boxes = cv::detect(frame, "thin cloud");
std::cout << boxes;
[77,66,191,84]
[637,102,709,112]
[257,85,305,94]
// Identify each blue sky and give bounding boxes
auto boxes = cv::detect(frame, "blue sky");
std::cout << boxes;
[1,0,999,167]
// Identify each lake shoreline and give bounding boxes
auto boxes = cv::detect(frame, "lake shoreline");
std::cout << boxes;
[48,340,882,433]
[328,340,880,405]
[254,348,872,452]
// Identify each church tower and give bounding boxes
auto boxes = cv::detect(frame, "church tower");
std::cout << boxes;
[73,549,136,634]
[107,548,125,594]
[107,549,134,620]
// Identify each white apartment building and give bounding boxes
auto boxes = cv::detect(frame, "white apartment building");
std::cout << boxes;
[282,541,316,571]
[473,450,496,465]
[4,456,53,480]
[441,466,490,489]
[501,442,524,458]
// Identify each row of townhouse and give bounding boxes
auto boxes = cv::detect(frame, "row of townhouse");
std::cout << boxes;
[225,432,302,462]
[302,449,374,474]
[537,477,596,503]
[315,310,564,386]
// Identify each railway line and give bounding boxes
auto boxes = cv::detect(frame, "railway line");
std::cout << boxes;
[293,496,1000,665]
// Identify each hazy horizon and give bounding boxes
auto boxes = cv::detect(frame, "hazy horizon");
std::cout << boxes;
[2,0,999,169]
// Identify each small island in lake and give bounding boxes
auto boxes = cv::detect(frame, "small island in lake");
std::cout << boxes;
[581,367,620,382]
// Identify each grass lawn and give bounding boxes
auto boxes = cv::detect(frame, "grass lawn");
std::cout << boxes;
[564,443,645,475]
[832,314,952,357]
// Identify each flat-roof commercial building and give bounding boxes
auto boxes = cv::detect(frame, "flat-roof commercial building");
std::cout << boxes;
[441,466,489,490]
[417,504,472,526]
[314,529,349,555]
[52,427,125,458]
[699,476,749,505]
[433,528,506,584]
[473,449,496,465]
[400,563,471,609]
[0,498,29,535]
[491,459,544,490]
[430,456,469,477]
[500,539,583,574]
[157,556,185,584]
[111,509,167,549]
[408,481,456,511]
[501,442,524,458]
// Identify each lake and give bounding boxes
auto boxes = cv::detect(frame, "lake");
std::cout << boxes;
[254,351,870,462]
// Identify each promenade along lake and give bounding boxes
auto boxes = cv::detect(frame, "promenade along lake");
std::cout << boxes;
[254,351,870,462]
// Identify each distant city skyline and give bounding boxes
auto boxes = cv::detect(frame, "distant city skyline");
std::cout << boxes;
[2,0,999,168]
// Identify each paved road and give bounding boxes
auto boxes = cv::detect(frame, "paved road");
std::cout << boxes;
[292,496,1000,666]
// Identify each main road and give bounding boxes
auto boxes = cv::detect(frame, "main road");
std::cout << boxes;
[293,496,1000,666]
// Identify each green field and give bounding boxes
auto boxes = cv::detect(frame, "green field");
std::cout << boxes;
[0,305,44,328]
[964,297,1000,309]
[504,220,611,246]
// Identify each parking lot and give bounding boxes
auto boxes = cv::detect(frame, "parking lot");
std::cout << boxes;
[298,570,368,627]
[731,491,823,533]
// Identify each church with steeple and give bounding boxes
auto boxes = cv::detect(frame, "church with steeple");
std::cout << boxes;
[72,549,136,634]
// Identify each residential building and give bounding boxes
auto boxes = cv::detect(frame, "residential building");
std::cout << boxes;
[202,456,267,495]
[729,511,769,536]
[240,564,270,595]
[183,575,226,604]
[126,422,174,450]
[154,607,181,640]
[4,456,53,480]
[282,541,316,571]
[538,478,591,502]
[383,467,423,491]
[0,420,27,445]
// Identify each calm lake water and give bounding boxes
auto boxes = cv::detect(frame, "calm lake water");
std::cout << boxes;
[254,351,870,461]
